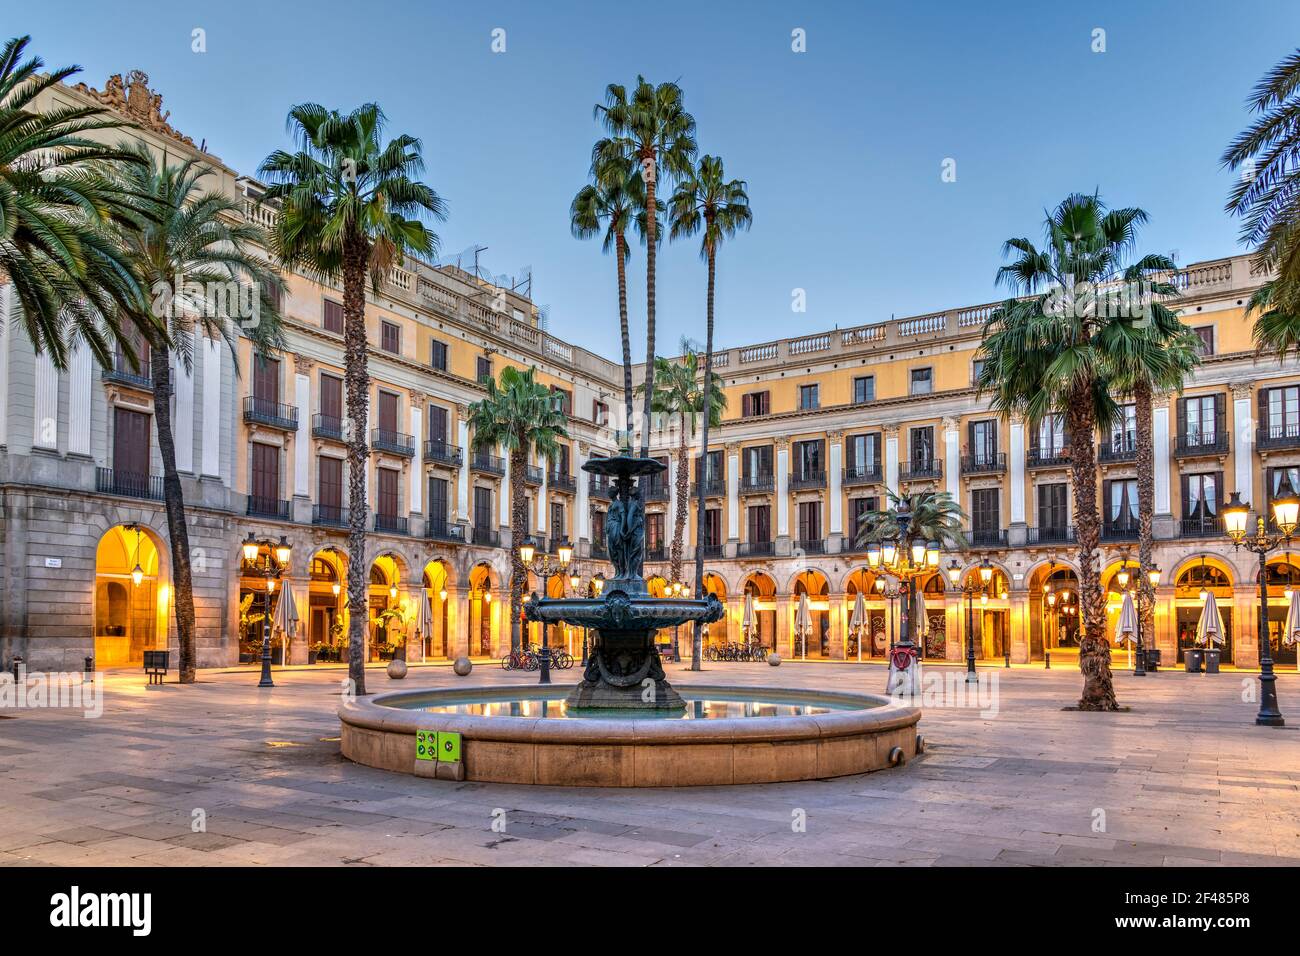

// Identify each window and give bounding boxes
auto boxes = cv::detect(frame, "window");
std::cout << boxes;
[794,439,823,479]
[473,486,493,530]
[743,444,773,478]
[702,508,722,547]
[251,443,280,505]
[380,320,401,354]
[1036,414,1066,454]
[1182,473,1220,520]
[428,476,449,524]
[971,358,986,384]
[112,407,150,479]
[910,426,934,467]
[323,298,343,334]
[1108,403,1137,453]
[377,391,400,433]
[592,510,606,545]
[846,433,880,478]
[646,512,664,552]
[798,500,821,543]
[1193,326,1215,356]
[318,457,343,509]
[747,504,771,542]
[853,376,874,404]
[1180,394,1223,447]
[1104,479,1139,531]
[252,356,280,403]
[427,404,449,444]
[971,488,1000,532]
[593,400,608,426]
[430,339,448,371]
[696,449,723,483]
[553,444,571,478]
[319,374,342,427]
[1264,386,1300,442]
[551,502,566,540]
[799,384,819,410]
[1037,483,1068,530]
[910,367,933,396]
[550,387,572,416]
[377,468,399,518]
[969,420,997,465]
[741,391,770,417]
[851,497,878,540]
[476,355,492,384]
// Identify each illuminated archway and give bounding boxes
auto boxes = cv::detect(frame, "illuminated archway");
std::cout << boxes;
[94,524,167,667]
[1027,560,1081,660]
[741,572,778,651]
[468,563,497,657]
[420,559,453,659]
[791,569,831,659]
[306,547,347,662]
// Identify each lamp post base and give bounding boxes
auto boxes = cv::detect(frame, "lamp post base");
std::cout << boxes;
[1257,713,1285,727]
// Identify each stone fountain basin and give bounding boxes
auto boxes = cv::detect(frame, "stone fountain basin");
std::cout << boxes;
[339,684,921,787]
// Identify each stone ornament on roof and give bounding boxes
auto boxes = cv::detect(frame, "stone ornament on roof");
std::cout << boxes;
[72,70,197,148]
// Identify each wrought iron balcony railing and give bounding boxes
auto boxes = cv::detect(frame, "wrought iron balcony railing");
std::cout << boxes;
[1027,525,1075,545]
[247,496,290,519]
[371,429,415,457]
[243,396,299,431]
[471,526,501,547]
[425,519,465,543]
[312,414,345,441]
[548,470,577,493]
[374,513,409,535]
[312,504,348,528]
[842,464,882,487]
[740,473,774,494]
[1179,515,1224,538]
[960,453,1006,476]
[472,453,506,476]
[899,459,942,481]
[423,438,463,467]
[96,467,164,501]
[1026,444,1070,468]
[737,540,774,558]
[1098,435,1138,463]
[790,470,827,491]
[1174,432,1229,457]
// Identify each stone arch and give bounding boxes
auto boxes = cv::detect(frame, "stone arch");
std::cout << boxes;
[93,522,171,668]
[1170,552,1237,589]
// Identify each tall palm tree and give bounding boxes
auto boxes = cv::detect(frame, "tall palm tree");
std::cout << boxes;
[467,366,569,650]
[594,77,696,457]
[639,347,725,584]
[0,34,153,368]
[1223,48,1300,316]
[259,103,446,695]
[570,155,646,445]
[977,192,1164,711]
[669,154,750,670]
[1106,284,1202,659]
[113,147,284,684]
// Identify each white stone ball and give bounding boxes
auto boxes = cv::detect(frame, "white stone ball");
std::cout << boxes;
[453,656,473,677]
[767,652,782,667]
[386,659,408,680]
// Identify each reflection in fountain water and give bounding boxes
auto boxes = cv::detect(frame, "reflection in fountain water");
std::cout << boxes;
[397,692,869,720]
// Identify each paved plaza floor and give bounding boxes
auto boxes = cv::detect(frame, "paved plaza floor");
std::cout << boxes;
[2,659,1299,866]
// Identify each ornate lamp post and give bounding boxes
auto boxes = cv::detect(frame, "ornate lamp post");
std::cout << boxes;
[947,554,991,683]
[864,500,943,687]
[1222,480,1300,726]
[519,536,573,684]
[242,532,291,688]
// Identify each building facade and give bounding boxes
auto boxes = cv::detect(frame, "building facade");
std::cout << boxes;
[2,71,1299,672]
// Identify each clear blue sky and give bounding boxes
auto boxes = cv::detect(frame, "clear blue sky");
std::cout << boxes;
[18,1,1300,359]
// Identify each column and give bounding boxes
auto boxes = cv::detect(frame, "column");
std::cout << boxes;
[576,442,590,542]
[884,425,899,490]
[457,411,471,521]
[829,594,845,659]
[451,590,470,659]
[1009,416,1026,525]
[201,335,222,478]
[775,441,790,538]
[293,365,310,497]
[68,340,92,457]
[944,417,960,500]
[828,434,843,538]
[1232,383,1254,502]
[776,594,792,658]
[1153,399,1171,517]
[173,336,195,473]
[33,348,57,450]
[726,445,740,543]
[409,401,422,514]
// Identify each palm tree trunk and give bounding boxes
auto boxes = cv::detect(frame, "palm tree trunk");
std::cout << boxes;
[1068,384,1117,711]
[670,422,688,582]
[509,444,528,651]
[343,233,370,696]
[1134,381,1156,658]
[691,243,717,671]
[640,155,656,459]
[616,234,633,448]
[150,346,197,683]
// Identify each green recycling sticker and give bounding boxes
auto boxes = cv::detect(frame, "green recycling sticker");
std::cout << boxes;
[416,730,461,762]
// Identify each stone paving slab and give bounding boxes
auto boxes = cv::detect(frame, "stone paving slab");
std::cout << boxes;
[2,661,1299,866]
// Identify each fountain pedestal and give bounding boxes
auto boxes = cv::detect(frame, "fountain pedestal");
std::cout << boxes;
[523,456,723,712]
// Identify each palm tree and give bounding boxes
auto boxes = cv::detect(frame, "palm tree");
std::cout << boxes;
[668,154,750,670]
[593,77,696,457]
[977,192,1166,711]
[1223,48,1300,316]
[639,347,725,584]
[1246,280,1300,359]
[1106,285,1202,660]
[0,35,154,368]
[467,366,569,651]
[113,147,284,683]
[259,103,446,695]
[570,155,647,445]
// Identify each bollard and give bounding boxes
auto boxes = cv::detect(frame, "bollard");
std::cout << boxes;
[1044,652,1051,670]
[84,656,94,683]
[12,656,23,682]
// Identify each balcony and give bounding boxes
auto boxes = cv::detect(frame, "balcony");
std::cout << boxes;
[524,465,544,486]
[1027,526,1075,545]
[968,527,1008,548]
[1179,514,1224,539]
[1027,444,1070,469]
[899,459,942,481]
[692,476,726,498]
[548,470,577,494]
[423,439,463,467]
[842,464,882,487]
[589,475,614,500]
[737,540,774,558]
[102,354,155,391]
[641,475,669,501]
[645,544,667,562]
[247,496,290,520]
[243,396,299,431]
[371,428,415,457]
[472,453,506,476]
[795,538,828,555]
[1100,521,1140,543]
[1175,431,1229,458]
[740,473,774,494]
[1258,423,1300,451]
[470,525,501,548]
[96,467,163,501]
[961,453,1006,476]
[312,414,345,442]
[312,504,348,528]
[425,519,465,543]
[697,543,724,560]
[790,470,826,491]
[1098,435,1137,463]
[374,513,409,535]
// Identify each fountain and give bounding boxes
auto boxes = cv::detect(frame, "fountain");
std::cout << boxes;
[338,455,923,786]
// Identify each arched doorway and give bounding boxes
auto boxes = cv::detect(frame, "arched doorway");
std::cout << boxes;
[421,559,453,660]
[307,548,346,662]
[1176,558,1235,665]
[845,568,889,659]
[741,572,778,652]
[369,553,407,661]
[918,572,948,659]
[1028,561,1081,662]
[955,565,1011,661]
[94,524,166,667]
[792,569,830,659]
[468,563,496,658]
[1261,556,1300,668]
[701,573,727,650]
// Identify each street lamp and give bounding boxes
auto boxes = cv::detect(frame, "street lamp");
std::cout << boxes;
[947,557,987,684]
[1222,483,1298,726]
[519,537,572,684]
[242,533,291,688]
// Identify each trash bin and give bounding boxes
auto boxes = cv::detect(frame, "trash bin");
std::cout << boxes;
[1203,647,1221,673]
[1185,648,1204,673]
[1145,648,1162,672]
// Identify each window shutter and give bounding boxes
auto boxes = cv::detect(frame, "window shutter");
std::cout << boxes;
[1176,398,1187,441]
[846,436,856,470]
[1179,473,1189,520]
[742,393,752,418]
[1215,393,1226,437]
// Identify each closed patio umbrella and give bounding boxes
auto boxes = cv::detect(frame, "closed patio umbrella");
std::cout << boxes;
[795,593,812,660]
[741,593,756,643]
[913,586,928,647]
[1285,590,1300,647]
[272,579,299,664]
[849,591,867,663]
[413,591,433,659]
[1115,589,1139,668]
[1196,591,1226,647]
